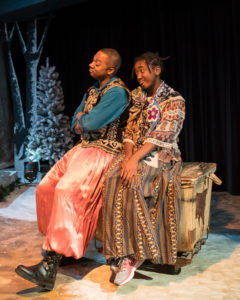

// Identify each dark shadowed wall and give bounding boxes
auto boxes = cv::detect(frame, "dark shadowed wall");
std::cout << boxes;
[8,0,240,194]
[0,42,14,169]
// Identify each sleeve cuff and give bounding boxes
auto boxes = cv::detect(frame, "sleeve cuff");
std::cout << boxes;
[144,138,178,149]
[78,115,86,131]
[123,139,135,145]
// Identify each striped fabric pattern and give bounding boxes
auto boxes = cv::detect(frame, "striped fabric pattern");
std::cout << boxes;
[102,154,182,265]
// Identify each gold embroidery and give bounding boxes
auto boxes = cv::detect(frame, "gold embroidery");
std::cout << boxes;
[81,78,131,154]
[115,186,124,257]
[167,178,178,264]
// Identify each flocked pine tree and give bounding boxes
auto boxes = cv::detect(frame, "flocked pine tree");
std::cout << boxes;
[25,58,74,166]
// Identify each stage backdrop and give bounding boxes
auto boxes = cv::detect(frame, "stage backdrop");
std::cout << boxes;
[9,0,240,194]
[0,42,14,169]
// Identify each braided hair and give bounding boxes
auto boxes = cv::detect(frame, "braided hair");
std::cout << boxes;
[131,51,170,79]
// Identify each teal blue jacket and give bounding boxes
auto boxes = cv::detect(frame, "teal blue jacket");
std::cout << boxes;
[71,76,128,133]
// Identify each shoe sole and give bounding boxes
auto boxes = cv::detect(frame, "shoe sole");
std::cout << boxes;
[134,260,144,269]
[15,267,54,291]
[114,266,136,286]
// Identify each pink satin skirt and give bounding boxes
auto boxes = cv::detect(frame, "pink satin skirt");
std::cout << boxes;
[36,144,114,259]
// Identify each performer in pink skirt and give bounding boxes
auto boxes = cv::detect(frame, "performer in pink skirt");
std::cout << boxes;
[15,48,131,290]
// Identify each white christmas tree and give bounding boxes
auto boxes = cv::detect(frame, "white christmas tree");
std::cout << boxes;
[25,58,74,166]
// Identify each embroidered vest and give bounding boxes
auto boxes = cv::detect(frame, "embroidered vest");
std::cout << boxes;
[81,78,131,154]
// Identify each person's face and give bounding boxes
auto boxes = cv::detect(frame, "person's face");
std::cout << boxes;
[89,51,114,81]
[134,59,161,92]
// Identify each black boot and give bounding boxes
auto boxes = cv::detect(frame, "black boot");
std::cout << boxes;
[15,250,62,290]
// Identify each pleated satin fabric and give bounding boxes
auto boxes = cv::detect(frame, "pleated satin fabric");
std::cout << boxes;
[36,144,114,259]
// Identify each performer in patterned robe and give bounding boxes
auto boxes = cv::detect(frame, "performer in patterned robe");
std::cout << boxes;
[15,48,131,290]
[102,52,185,286]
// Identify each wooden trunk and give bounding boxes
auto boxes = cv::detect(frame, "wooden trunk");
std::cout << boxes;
[94,162,221,265]
[178,162,221,254]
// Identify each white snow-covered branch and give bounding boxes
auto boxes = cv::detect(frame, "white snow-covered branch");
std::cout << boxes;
[37,16,52,55]
[15,22,27,54]
[9,24,15,40]
[4,23,15,41]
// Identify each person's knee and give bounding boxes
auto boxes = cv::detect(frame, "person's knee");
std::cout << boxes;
[36,180,51,197]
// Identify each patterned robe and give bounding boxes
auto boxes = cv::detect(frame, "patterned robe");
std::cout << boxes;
[102,81,185,264]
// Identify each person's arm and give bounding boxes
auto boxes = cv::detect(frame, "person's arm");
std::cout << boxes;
[122,98,185,186]
[120,141,134,177]
[144,98,185,147]
[121,142,156,186]
[71,94,87,134]
[78,87,128,131]
[121,93,142,162]
[74,112,85,134]
[123,141,134,159]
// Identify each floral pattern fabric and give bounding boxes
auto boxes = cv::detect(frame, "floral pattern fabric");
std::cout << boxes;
[124,81,185,163]
[101,81,186,265]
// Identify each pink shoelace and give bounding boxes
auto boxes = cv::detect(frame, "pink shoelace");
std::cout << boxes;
[119,257,134,271]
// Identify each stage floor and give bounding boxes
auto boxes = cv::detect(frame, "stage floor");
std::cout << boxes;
[0,186,240,300]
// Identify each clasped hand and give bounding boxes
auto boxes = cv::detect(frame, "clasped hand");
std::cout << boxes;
[74,112,85,134]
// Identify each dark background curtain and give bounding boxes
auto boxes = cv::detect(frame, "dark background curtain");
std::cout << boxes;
[10,0,240,194]
[0,42,14,169]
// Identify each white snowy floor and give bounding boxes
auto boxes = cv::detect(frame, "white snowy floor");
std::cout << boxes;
[0,186,37,221]
[0,188,240,299]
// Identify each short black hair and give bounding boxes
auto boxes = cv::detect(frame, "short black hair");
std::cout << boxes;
[100,48,122,75]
